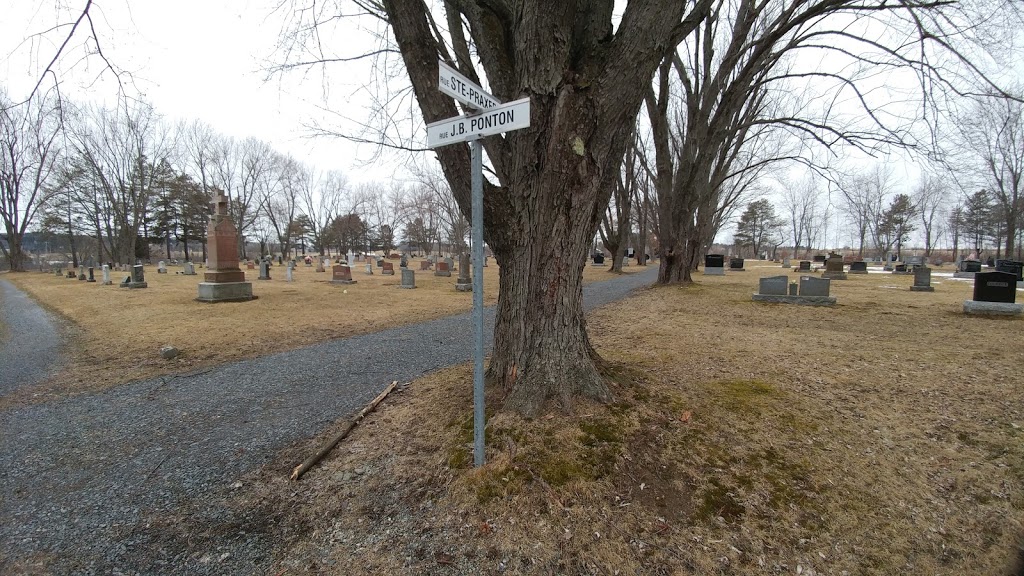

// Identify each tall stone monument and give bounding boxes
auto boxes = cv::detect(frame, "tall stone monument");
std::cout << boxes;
[197,193,254,303]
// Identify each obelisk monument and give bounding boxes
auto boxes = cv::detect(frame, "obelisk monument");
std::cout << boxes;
[196,193,254,302]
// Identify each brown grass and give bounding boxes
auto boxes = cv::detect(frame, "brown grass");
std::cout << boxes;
[2,259,641,406]
[213,263,1024,575]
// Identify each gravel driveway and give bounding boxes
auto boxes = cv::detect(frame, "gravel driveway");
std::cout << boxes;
[0,267,657,574]
[0,278,64,395]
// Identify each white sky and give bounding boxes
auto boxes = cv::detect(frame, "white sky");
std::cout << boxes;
[0,0,401,182]
[1,1,1020,249]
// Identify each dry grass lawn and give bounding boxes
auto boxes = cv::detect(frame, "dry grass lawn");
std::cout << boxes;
[1,259,641,406]
[188,263,1024,575]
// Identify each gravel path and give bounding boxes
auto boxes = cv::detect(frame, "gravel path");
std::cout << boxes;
[0,267,657,574]
[0,278,64,395]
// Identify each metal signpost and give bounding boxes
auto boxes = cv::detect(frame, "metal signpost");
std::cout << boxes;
[427,61,530,467]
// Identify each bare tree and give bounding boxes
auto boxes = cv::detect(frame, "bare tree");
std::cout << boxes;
[912,172,949,257]
[0,87,62,270]
[838,165,893,259]
[958,95,1024,260]
[598,136,639,273]
[299,169,347,256]
[779,175,820,259]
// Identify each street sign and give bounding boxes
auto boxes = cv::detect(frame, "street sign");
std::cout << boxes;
[438,60,500,110]
[429,60,532,468]
[426,97,530,148]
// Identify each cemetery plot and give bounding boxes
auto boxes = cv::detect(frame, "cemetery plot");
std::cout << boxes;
[243,264,1023,576]
[2,261,643,403]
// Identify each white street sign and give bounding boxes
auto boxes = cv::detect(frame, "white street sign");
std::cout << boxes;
[426,97,530,148]
[438,60,500,110]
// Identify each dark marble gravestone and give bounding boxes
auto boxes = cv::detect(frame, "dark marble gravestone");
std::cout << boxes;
[705,254,724,268]
[973,271,1016,303]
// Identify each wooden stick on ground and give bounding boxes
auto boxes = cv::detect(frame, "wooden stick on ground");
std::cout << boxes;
[290,380,399,481]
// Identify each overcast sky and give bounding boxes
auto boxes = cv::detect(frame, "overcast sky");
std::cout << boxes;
[1,2,1020,249]
[0,0,403,182]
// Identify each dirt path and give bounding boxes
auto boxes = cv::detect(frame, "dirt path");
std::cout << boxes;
[0,278,65,395]
[0,268,658,575]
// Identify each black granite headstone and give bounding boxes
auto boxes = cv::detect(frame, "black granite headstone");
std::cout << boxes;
[973,271,1017,303]
[593,253,605,265]
[705,254,724,268]
[813,254,827,263]
[729,257,744,269]
[995,260,1023,282]
[850,261,868,273]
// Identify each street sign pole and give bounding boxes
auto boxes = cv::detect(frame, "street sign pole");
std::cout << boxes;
[471,139,485,467]
[428,60,530,468]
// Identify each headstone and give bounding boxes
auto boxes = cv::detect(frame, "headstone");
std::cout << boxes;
[278,255,283,265]
[704,254,725,275]
[365,262,373,275]
[315,256,325,272]
[813,254,827,263]
[435,261,452,277]
[286,262,294,282]
[757,275,788,296]
[729,257,744,271]
[986,257,996,268]
[78,267,86,281]
[258,260,271,280]
[399,268,416,289]
[973,271,1016,303]
[182,262,196,275]
[910,266,934,292]
[197,193,253,302]
[377,258,384,268]
[347,250,355,269]
[121,264,148,289]
[822,257,847,280]
[961,260,982,273]
[456,253,472,292]
[443,257,455,272]
[420,260,432,271]
[101,264,112,285]
[592,253,605,266]
[995,259,1023,282]
[382,261,395,275]
[799,275,830,297]
[246,262,255,270]
[87,267,96,283]
[892,263,908,274]
[157,260,167,274]
[781,257,791,268]
[964,271,1022,315]
[906,255,925,268]
[329,264,357,285]
[400,253,408,268]
[788,282,798,296]
[849,261,868,274]
[797,261,811,272]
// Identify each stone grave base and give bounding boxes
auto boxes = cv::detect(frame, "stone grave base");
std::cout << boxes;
[963,300,1022,316]
[398,284,417,289]
[119,281,148,289]
[329,279,357,285]
[910,285,935,292]
[848,270,869,274]
[752,294,836,306]
[258,276,271,281]
[435,271,452,277]
[953,271,976,279]
[728,268,746,272]
[822,272,848,280]
[1018,281,1024,289]
[891,270,913,276]
[703,267,725,276]
[455,282,472,292]
[381,270,394,276]
[102,281,112,286]
[196,281,253,303]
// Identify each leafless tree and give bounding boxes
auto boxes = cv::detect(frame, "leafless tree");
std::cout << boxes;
[299,169,347,256]
[912,172,950,257]
[0,87,63,270]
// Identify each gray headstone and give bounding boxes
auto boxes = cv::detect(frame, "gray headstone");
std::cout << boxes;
[101,264,112,285]
[799,275,830,297]
[286,266,293,282]
[758,276,789,296]
[399,268,416,289]
[365,262,374,275]
[913,266,932,287]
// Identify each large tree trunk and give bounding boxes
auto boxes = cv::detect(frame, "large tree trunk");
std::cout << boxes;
[382,0,704,416]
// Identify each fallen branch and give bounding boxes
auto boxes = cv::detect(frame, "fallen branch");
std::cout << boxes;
[290,380,398,481]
